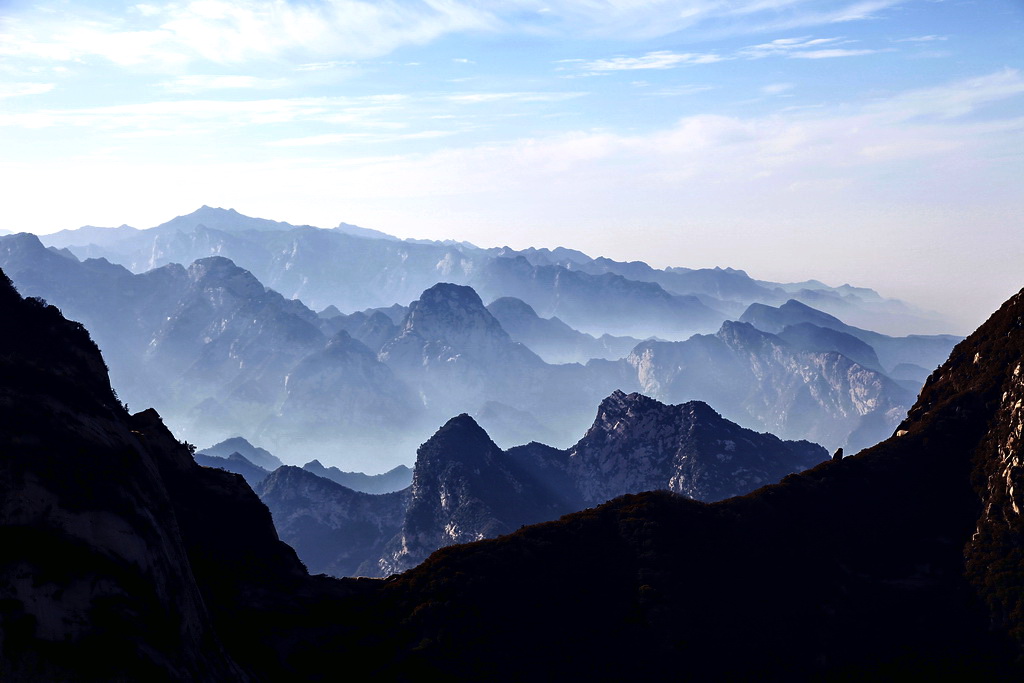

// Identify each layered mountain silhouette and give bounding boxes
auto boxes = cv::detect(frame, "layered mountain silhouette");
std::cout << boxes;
[302,460,413,494]
[486,295,641,364]
[41,205,954,336]
[372,392,826,575]
[1,264,1023,679]
[198,436,283,470]
[0,231,932,465]
[741,298,959,373]
[194,451,270,486]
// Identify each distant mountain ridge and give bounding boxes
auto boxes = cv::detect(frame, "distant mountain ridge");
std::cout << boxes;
[302,460,413,494]
[38,205,956,337]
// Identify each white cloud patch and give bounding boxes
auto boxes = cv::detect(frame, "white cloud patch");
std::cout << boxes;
[761,82,794,95]
[0,82,55,98]
[740,35,886,59]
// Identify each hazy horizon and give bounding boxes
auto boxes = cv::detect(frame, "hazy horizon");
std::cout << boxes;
[2,0,1022,334]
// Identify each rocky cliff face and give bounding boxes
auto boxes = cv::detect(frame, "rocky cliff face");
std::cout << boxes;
[741,298,961,373]
[568,390,826,504]
[628,320,912,451]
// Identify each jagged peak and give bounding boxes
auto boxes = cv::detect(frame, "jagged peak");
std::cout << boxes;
[591,390,662,423]
[416,413,500,463]
[584,391,726,442]
[186,256,266,297]
[716,320,774,346]
[419,282,486,308]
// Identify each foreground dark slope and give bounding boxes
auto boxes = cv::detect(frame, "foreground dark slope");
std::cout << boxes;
[342,288,1024,680]
[0,271,356,681]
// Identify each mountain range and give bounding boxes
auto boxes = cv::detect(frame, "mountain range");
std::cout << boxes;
[0,228,948,468]
[0,261,1022,679]
[42,205,955,337]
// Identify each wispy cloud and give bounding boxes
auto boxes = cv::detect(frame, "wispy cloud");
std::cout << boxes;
[576,50,725,72]
[790,48,882,58]
[568,34,883,75]
[0,0,499,67]
[897,35,948,43]
[160,75,289,92]
[0,0,912,73]
[866,68,1024,122]
[268,130,455,146]
[295,61,357,72]
[740,35,886,59]
[642,84,717,97]
[445,91,586,104]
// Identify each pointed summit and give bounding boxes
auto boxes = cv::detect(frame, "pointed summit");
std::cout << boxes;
[416,413,500,466]
[401,282,508,343]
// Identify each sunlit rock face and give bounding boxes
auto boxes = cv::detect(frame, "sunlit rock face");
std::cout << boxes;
[627,321,913,452]
[567,390,827,505]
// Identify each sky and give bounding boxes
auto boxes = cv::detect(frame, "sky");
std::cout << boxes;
[1,0,1022,332]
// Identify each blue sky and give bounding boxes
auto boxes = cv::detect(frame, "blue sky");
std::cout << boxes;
[1,0,1022,331]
